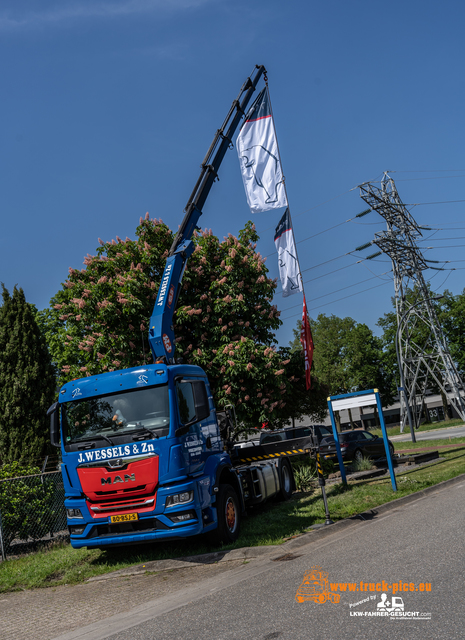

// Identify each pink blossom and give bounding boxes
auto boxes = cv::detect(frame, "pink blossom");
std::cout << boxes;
[129,341,135,350]
[223,295,232,303]
[244,395,250,401]
[257,392,262,398]
[225,387,232,395]
[66,335,73,341]
[145,212,150,220]
[75,314,81,321]
[112,360,121,366]
[246,363,253,371]
[140,323,146,331]
[245,321,250,327]
[221,325,228,332]
[218,318,223,325]
[54,304,63,310]
[218,277,227,285]
[261,398,267,405]
[227,360,234,367]
[220,365,226,374]
[197,348,202,356]
[200,294,208,300]
[64,281,75,289]
[80,367,88,372]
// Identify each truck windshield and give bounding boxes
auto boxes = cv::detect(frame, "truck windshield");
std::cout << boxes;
[63,385,170,445]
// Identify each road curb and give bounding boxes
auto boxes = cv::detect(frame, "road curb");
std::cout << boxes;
[87,471,465,581]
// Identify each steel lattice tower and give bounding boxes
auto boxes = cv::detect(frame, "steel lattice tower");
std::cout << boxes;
[359,172,465,432]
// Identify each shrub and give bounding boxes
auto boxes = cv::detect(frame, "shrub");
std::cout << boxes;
[0,462,56,549]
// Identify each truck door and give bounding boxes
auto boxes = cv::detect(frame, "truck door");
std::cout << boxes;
[175,378,220,473]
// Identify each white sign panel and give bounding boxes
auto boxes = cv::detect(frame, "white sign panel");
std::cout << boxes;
[331,393,377,412]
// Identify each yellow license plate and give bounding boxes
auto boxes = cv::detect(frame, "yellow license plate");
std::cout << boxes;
[110,513,139,524]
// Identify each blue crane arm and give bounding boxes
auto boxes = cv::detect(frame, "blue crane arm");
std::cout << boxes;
[148,65,266,363]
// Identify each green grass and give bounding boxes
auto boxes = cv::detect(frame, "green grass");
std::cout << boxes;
[371,418,464,438]
[1,447,464,593]
[393,436,465,451]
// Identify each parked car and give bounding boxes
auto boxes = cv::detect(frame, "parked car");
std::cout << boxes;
[236,425,332,449]
[259,425,332,445]
[319,429,394,462]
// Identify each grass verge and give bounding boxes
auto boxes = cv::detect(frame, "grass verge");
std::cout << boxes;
[371,418,463,438]
[1,446,464,593]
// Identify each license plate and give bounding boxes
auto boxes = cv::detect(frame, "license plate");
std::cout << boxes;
[109,513,139,524]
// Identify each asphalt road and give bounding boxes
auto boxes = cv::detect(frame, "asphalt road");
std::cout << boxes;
[392,424,465,442]
[51,476,465,640]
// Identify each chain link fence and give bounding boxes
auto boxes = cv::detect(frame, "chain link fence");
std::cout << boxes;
[0,471,67,560]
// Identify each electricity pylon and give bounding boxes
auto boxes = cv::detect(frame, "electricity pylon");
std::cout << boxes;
[359,172,465,433]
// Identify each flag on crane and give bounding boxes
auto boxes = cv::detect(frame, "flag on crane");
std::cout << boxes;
[274,208,302,297]
[300,294,314,390]
[236,87,287,213]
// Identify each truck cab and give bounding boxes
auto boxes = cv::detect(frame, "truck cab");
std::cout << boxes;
[50,363,235,548]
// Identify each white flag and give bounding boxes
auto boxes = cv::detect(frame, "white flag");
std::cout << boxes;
[237,88,287,214]
[274,209,303,297]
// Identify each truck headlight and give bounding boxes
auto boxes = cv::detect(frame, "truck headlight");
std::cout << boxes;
[165,491,194,507]
[67,508,84,519]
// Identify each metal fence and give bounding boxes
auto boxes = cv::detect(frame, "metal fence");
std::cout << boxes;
[0,471,67,560]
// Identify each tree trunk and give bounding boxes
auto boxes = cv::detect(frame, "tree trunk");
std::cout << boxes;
[334,411,341,433]
[440,390,452,420]
[348,407,357,430]
[373,405,381,429]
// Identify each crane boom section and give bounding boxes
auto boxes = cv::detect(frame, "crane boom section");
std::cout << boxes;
[148,65,266,362]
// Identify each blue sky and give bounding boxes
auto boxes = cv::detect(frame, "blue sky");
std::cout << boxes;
[2,0,465,347]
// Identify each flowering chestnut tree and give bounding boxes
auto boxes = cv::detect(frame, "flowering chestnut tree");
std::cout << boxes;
[40,216,325,427]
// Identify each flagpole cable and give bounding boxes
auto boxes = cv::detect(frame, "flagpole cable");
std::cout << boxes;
[265,83,306,301]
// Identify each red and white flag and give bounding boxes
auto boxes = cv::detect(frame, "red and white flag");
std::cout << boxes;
[236,88,287,213]
[300,294,314,390]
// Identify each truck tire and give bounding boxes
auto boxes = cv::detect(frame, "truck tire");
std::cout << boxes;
[213,483,241,545]
[277,458,293,501]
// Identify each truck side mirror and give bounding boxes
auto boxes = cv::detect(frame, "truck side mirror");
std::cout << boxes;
[47,402,60,448]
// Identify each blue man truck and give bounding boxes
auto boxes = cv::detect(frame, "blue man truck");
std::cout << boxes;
[48,66,317,549]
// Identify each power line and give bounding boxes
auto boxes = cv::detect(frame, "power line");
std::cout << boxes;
[278,271,392,313]
[280,281,392,320]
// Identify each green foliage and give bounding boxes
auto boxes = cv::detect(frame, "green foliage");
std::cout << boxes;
[0,285,56,464]
[292,314,394,406]
[40,218,321,427]
[377,285,465,401]
[0,462,56,548]
[351,456,374,471]
[291,456,335,491]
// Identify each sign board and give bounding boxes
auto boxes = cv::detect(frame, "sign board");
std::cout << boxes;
[326,389,397,492]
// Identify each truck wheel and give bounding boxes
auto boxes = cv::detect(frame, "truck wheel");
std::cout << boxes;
[213,484,241,544]
[277,458,293,501]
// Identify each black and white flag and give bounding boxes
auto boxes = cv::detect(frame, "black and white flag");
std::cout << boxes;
[274,209,303,297]
[237,88,287,214]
